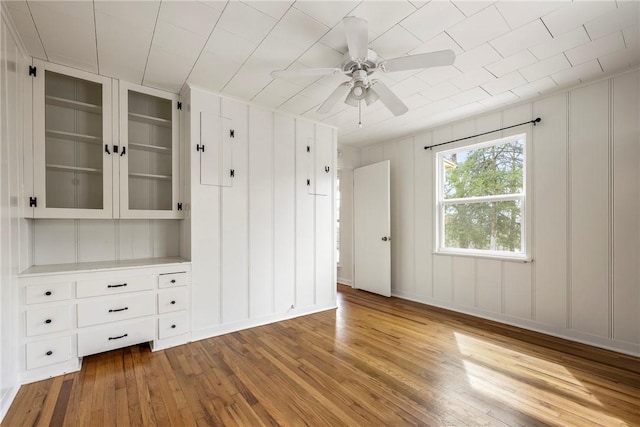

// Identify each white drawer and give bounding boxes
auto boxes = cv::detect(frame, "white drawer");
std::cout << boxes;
[77,293,155,327]
[25,305,71,337]
[158,272,187,289]
[77,318,155,357]
[25,282,71,305]
[76,276,153,298]
[158,288,188,314]
[158,312,189,340]
[26,336,72,370]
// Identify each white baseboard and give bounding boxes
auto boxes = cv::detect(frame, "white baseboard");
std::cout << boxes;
[337,278,352,286]
[17,358,82,386]
[0,385,19,423]
[391,290,640,358]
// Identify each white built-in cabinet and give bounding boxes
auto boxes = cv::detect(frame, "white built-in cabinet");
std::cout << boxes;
[199,111,234,187]
[29,60,182,219]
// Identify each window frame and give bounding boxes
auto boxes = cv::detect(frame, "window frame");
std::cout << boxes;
[434,133,530,261]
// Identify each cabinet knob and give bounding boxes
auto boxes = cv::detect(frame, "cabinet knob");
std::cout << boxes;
[171,324,177,329]
[46,351,53,356]
[44,319,52,324]
[170,279,176,284]
[45,291,52,296]
[170,300,176,305]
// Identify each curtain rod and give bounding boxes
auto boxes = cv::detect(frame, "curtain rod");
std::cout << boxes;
[424,117,541,150]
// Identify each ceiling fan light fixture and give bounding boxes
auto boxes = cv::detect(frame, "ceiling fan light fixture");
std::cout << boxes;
[345,92,358,107]
[364,88,378,106]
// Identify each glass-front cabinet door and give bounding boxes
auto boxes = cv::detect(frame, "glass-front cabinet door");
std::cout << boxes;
[119,82,180,219]
[32,60,113,218]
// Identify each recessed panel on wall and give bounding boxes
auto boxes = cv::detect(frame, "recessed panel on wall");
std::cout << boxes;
[315,127,335,307]
[453,256,475,307]
[413,134,433,298]
[504,262,531,320]
[475,258,502,313]
[433,255,452,302]
[396,139,415,296]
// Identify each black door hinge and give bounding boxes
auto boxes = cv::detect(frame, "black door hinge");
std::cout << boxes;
[196,144,205,152]
[177,102,182,110]
[177,203,183,211]
[230,169,235,178]
[229,129,235,138]
[306,145,310,153]
[306,179,311,186]
[29,197,37,207]
[28,66,36,77]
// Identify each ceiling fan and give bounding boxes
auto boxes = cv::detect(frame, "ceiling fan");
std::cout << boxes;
[271,16,455,120]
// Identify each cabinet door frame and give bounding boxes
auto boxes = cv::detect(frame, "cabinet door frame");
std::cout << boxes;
[119,81,181,219]
[32,60,114,219]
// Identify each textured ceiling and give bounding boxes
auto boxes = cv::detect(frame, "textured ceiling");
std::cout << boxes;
[5,0,639,147]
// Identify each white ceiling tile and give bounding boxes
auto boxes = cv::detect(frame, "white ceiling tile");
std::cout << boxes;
[403,93,432,109]
[450,68,496,90]
[274,62,325,87]
[400,1,466,42]
[415,65,462,85]
[217,1,278,44]
[598,45,640,72]
[453,43,502,73]
[158,2,221,36]
[187,50,239,92]
[4,1,46,59]
[253,79,302,105]
[479,90,520,108]
[529,26,590,60]
[421,81,461,101]
[199,1,227,12]
[243,1,294,20]
[143,46,193,93]
[388,76,430,98]
[409,0,429,9]
[490,19,552,58]
[293,1,360,28]
[623,25,639,50]
[152,21,207,62]
[480,71,526,95]
[319,25,349,54]
[511,76,557,98]
[551,59,603,85]
[519,53,570,82]
[495,1,569,29]
[297,43,344,68]
[94,1,159,33]
[449,87,490,105]
[223,65,273,99]
[266,7,329,51]
[565,31,625,66]
[203,27,258,63]
[485,50,537,77]
[370,25,423,60]
[542,1,617,37]
[447,5,510,50]
[279,94,320,115]
[585,1,639,40]
[28,0,93,22]
[348,1,416,38]
[451,1,495,18]
[410,32,464,55]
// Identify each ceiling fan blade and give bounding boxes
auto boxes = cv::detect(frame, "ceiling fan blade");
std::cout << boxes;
[370,80,408,116]
[382,50,455,73]
[271,68,342,79]
[343,16,369,61]
[317,82,351,114]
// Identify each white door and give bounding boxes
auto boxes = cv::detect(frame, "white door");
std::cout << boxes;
[354,160,391,297]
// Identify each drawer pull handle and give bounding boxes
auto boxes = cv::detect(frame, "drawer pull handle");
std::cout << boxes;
[171,324,177,329]
[44,319,52,324]
[109,307,129,313]
[45,291,52,296]
[170,300,176,305]
[46,351,53,356]
[108,334,128,341]
[170,279,176,284]
[108,283,127,288]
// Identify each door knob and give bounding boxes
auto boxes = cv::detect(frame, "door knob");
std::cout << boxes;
[381,236,388,241]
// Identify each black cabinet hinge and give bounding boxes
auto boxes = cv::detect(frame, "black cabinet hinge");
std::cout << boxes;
[196,144,205,152]
[29,197,37,207]
[306,145,310,153]
[230,169,235,178]
[28,65,36,77]
[229,129,235,138]
[113,145,119,153]
[177,203,183,211]
[177,102,182,110]
[306,179,311,186]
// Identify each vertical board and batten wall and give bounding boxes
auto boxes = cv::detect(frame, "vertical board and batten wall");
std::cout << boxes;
[186,86,337,340]
[336,146,361,286]
[0,5,29,418]
[359,70,640,356]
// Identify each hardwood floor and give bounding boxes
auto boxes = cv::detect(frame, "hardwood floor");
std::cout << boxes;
[4,285,640,426]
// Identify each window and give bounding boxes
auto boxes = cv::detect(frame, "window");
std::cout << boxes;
[436,134,527,259]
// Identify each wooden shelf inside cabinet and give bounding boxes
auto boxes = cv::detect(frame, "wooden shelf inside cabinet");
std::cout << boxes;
[128,112,172,128]
[46,130,102,145]
[129,142,171,154]
[45,96,102,114]
[128,172,172,181]
[46,164,102,175]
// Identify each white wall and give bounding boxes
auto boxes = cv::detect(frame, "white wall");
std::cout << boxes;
[0,3,28,419]
[337,145,360,285]
[359,70,640,356]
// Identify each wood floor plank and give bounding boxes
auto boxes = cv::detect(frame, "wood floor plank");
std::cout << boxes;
[4,285,640,426]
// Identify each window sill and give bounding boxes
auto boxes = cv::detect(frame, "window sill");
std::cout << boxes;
[434,250,532,263]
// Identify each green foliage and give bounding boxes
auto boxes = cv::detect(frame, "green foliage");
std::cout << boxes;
[442,140,524,252]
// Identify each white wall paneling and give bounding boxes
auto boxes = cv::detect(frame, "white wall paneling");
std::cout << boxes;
[358,70,640,356]
[336,145,360,286]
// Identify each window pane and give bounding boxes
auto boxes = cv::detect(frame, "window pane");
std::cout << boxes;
[443,200,522,253]
[443,139,524,199]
